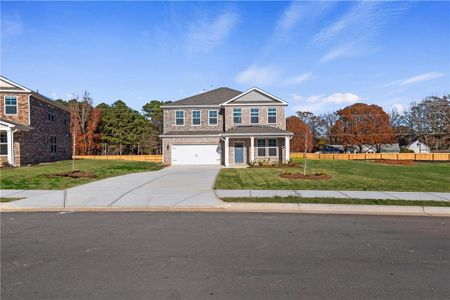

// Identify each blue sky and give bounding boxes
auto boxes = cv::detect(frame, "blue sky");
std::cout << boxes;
[1,1,449,115]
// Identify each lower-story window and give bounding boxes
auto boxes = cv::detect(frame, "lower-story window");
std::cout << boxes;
[257,139,266,156]
[268,139,277,156]
[50,136,57,153]
[0,131,7,155]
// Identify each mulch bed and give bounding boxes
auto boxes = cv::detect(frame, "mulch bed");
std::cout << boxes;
[279,172,331,180]
[371,160,415,166]
[48,170,97,178]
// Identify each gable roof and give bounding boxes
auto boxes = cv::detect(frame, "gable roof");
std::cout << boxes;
[222,87,288,106]
[163,87,242,107]
[0,75,70,112]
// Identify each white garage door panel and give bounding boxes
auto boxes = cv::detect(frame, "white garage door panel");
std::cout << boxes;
[172,145,221,165]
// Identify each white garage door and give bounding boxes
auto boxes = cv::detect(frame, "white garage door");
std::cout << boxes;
[172,144,221,165]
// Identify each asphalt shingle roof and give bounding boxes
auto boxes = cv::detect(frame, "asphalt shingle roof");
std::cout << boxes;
[224,126,292,135]
[161,130,222,136]
[164,87,242,106]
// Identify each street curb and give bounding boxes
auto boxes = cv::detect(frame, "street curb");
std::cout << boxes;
[1,202,449,217]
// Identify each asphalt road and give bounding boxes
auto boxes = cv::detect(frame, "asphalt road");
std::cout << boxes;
[1,212,449,300]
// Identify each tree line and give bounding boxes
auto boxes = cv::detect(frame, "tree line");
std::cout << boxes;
[58,93,449,155]
[286,94,449,153]
[56,92,170,155]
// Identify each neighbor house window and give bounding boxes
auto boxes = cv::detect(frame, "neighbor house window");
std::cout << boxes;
[63,114,68,125]
[233,108,242,124]
[208,110,218,125]
[268,108,277,123]
[268,139,277,156]
[192,110,201,126]
[48,107,55,121]
[0,131,7,155]
[175,110,184,126]
[4,96,17,115]
[251,108,259,124]
[257,139,266,156]
[50,136,57,153]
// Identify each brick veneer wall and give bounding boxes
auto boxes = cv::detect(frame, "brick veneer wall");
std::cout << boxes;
[163,107,225,133]
[223,105,286,130]
[15,96,72,165]
[0,92,29,125]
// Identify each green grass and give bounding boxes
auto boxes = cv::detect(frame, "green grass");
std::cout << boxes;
[222,197,450,207]
[0,159,163,190]
[0,197,21,202]
[215,160,450,192]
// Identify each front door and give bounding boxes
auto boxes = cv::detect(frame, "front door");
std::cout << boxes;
[234,142,244,164]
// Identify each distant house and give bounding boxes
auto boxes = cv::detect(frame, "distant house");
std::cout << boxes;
[361,144,400,153]
[407,140,431,153]
[0,76,72,166]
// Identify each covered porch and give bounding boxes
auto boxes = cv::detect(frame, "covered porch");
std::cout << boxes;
[0,119,31,166]
[222,126,293,167]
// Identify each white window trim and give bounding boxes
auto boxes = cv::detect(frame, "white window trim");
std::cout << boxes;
[4,95,18,115]
[233,108,242,124]
[256,138,278,157]
[208,110,219,126]
[250,108,259,124]
[267,107,277,124]
[175,110,185,126]
[191,110,202,126]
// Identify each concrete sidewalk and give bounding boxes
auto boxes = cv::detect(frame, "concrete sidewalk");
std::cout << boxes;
[215,190,450,201]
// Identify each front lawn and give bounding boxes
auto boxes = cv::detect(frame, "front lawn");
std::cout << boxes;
[0,159,163,190]
[222,197,450,207]
[215,160,450,192]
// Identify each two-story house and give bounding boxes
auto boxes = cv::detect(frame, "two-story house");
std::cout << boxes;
[160,87,293,166]
[0,76,72,166]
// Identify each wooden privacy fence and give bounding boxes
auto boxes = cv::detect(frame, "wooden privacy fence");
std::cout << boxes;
[73,155,163,163]
[290,153,450,161]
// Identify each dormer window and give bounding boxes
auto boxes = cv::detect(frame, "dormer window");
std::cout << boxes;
[4,96,17,115]
[251,108,259,124]
[175,110,185,126]
[192,110,201,126]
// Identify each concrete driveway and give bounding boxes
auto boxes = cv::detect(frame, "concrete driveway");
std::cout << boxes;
[3,166,223,208]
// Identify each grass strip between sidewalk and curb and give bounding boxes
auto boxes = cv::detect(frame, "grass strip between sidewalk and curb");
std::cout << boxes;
[221,197,450,207]
[0,198,21,203]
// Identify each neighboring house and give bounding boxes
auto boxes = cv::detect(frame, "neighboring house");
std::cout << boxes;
[160,87,293,166]
[407,140,431,153]
[361,143,400,153]
[0,76,72,166]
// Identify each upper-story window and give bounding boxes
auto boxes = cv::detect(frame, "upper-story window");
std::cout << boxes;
[63,113,68,125]
[251,108,259,124]
[268,108,277,124]
[175,110,185,126]
[48,107,55,121]
[192,110,201,126]
[4,96,17,115]
[233,108,242,124]
[208,110,218,126]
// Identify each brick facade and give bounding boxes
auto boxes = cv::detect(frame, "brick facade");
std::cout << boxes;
[0,92,72,166]
[163,107,225,133]
[223,105,286,130]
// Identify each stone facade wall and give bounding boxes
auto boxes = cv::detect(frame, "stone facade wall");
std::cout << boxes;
[163,107,224,133]
[223,105,286,130]
[162,136,222,165]
[0,92,29,125]
[15,96,72,165]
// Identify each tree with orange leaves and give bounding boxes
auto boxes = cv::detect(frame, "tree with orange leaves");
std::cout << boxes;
[331,103,394,152]
[286,116,313,152]
[69,91,101,155]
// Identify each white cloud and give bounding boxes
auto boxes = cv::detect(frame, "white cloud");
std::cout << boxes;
[320,43,355,63]
[277,2,303,31]
[284,73,312,85]
[2,16,24,37]
[185,11,239,54]
[291,92,362,113]
[391,103,406,113]
[399,72,444,86]
[235,65,282,86]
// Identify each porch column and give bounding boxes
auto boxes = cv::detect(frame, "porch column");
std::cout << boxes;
[250,136,255,163]
[224,137,229,167]
[7,129,13,165]
[285,136,290,163]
